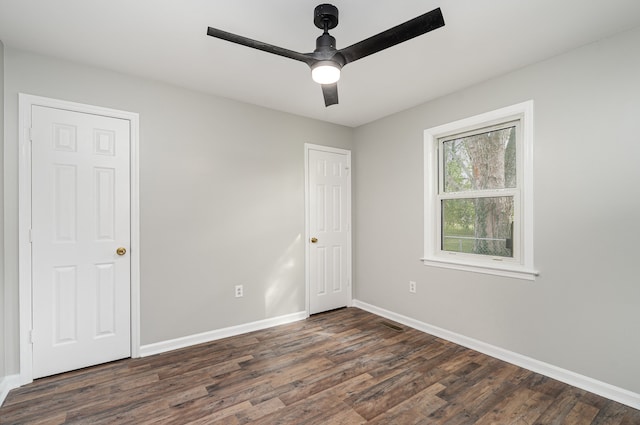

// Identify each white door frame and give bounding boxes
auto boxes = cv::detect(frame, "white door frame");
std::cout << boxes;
[304,143,352,315]
[17,94,140,385]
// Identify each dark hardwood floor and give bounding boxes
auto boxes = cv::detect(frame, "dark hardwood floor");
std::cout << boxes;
[1,308,638,424]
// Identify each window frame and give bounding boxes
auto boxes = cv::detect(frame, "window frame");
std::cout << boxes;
[423,101,537,280]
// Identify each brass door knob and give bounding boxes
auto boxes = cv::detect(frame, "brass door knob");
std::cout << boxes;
[116,247,127,256]
[310,237,318,243]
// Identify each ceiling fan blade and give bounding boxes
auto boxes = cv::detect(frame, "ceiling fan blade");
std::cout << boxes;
[321,83,339,107]
[338,8,445,65]
[207,27,315,66]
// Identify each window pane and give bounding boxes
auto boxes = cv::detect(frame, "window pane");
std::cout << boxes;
[441,196,514,257]
[443,126,516,192]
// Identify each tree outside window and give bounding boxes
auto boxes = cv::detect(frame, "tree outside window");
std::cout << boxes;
[440,123,517,258]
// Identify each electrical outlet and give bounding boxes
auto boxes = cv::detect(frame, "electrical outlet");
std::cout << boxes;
[409,281,416,294]
[235,285,243,298]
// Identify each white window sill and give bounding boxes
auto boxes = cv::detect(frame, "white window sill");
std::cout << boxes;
[421,257,539,281]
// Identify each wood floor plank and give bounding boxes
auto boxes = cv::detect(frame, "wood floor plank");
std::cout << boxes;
[563,400,601,424]
[620,409,640,425]
[1,307,638,424]
[475,387,539,425]
[183,400,252,425]
[367,383,448,424]
[591,401,633,425]
[275,358,375,405]
[347,367,450,420]
[533,387,585,425]
[2,362,149,407]
[504,389,555,424]
[249,392,359,425]
[235,397,286,424]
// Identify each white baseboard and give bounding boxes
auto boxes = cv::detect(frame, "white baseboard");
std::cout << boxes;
[352,300,640,410]
[139,311,308,357]
[0,374,22,407]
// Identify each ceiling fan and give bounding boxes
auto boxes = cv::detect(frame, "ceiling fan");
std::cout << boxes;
[206,4,445,107]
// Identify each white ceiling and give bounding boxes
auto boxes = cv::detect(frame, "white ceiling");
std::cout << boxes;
[1,0,640,127]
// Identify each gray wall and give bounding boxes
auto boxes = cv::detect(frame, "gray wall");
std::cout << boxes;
[2,48,353,374]
[353,26,640,394]
[0,39,5,381]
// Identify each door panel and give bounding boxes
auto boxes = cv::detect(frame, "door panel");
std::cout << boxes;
[31,105,131,379]
[308,147,351,314]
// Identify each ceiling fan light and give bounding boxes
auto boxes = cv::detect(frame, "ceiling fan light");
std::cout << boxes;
[311,61,341,84]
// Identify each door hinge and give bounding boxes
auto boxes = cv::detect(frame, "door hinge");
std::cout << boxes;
[29,228,33,243]
[29,127,34,142]
[29,329,35,344]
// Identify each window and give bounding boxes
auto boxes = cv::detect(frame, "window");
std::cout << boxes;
[423,101,536,280]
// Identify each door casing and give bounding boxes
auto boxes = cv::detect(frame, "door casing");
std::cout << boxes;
[304,143,352,315]
[17,94,140,385]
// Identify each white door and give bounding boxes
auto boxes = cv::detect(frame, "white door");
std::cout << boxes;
[307,146,351,314]
[31,105,131,378]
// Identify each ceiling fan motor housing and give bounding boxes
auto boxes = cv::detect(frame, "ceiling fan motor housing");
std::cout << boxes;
[314,4,339,30]
[314,34,344,66]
